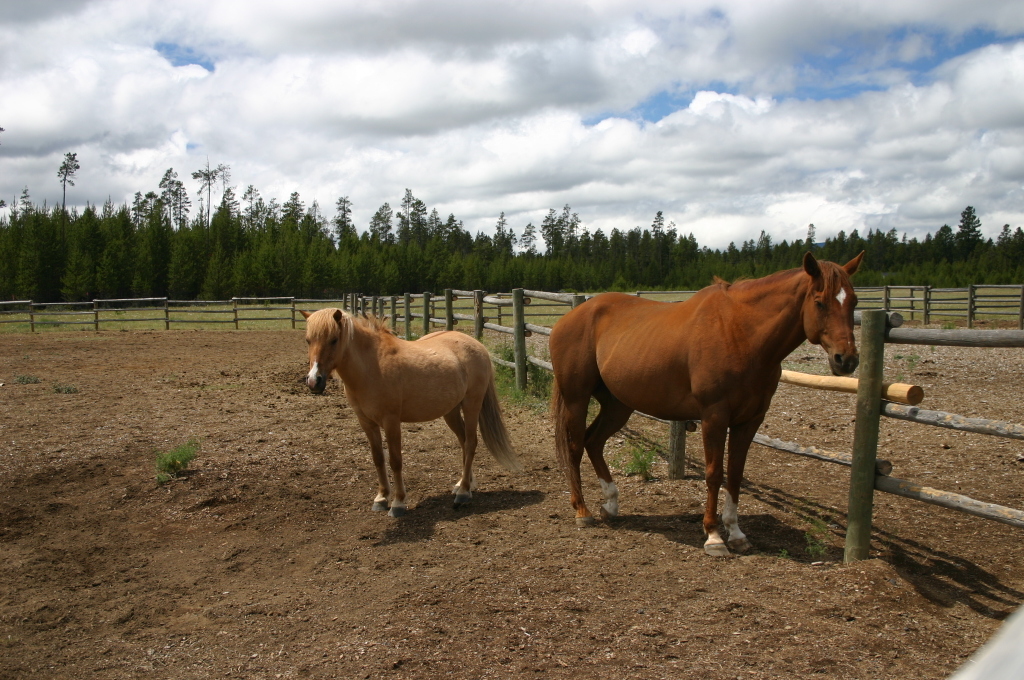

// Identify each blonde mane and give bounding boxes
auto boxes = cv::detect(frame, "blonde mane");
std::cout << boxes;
[306,308,397,343]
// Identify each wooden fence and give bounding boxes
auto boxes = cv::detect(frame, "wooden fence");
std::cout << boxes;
[340,288,1024,564]
[0,297,349,331]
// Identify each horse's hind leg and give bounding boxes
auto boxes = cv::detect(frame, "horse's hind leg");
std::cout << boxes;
[552,380,594,526]
[585,390,633,521]
[443,406,477,508]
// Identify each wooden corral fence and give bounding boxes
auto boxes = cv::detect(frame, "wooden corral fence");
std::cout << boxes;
[339,288,1024,564]
[0,297,347,331]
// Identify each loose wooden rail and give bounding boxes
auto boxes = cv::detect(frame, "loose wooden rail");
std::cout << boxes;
[753,433,893,476]
[779,370,924,405]
[874,476,1024,529]
[882,403,1024,440]
[884,328,1024,347]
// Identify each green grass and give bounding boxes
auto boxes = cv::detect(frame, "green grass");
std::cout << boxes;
[612,442,658,481]
[155,439,200,484]
[14,375,40,384]
[804,517,831,559]
[51,382,78,394]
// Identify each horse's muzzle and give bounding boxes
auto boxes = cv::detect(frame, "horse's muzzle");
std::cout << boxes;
[307,373,326,394]
[829,353,859,376]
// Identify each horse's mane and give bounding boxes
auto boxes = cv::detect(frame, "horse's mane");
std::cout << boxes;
[306,308,355,344]
[355,313,396,335]
[714,260,847,297]
[307,308,397,341]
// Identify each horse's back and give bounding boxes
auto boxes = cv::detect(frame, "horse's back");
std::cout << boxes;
[550,290,727,419]
[374,331,493,422]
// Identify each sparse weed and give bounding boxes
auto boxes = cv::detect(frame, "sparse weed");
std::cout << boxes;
[778,548,790,559]
[615,443,658,481]
[155,439,200,484]
[941,321,957,330]
[804,517,830,558]
[51,382,78,394]
[14,375,40,384]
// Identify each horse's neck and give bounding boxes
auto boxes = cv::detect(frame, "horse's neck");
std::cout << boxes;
[727,274,809,363]
[335,322,384,388]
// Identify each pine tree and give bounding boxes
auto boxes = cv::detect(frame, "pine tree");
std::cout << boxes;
[333,196,355,244]
[955,206,983,259]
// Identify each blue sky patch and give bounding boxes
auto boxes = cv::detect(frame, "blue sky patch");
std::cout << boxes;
[155,42,214,72]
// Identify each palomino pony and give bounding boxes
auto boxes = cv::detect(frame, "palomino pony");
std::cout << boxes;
[549,251,864,555]
[301,309,523,517]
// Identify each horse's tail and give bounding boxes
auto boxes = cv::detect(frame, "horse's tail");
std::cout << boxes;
[479,378,524,473]
[551,377,573,476]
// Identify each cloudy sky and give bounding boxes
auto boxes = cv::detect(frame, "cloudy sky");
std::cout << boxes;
[1,0,1023,248]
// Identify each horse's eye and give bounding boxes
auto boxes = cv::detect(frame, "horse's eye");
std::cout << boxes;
[815,300,826,310]
[330,338,338,345]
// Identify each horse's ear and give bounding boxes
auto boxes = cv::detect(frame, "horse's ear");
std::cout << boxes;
[299,309,311,319]
[843,250,865,276]
[332,309,344,326]
[802,251,822,279]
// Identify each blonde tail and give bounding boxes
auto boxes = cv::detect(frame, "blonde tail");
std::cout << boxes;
[479,378,523,473]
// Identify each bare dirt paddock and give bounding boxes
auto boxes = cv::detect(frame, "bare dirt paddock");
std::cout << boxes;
[2,329,1023,679]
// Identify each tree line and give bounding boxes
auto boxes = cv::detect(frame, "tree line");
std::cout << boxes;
[2,162,1023,303]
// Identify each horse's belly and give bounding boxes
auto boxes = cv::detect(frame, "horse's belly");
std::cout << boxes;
[600,365,699,421]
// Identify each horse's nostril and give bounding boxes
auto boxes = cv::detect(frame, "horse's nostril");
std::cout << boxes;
[833,354,843,365]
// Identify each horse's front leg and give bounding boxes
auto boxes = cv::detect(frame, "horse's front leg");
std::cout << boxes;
[357,416,390,513]
[700,414,730,556]
[383,419,407,517]
[723,418,763,554]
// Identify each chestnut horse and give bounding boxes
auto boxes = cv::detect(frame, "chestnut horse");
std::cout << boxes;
[549,252,864,555]
[301,309,522,517]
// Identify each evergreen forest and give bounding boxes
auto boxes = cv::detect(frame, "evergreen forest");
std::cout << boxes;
[2,164,1023,303]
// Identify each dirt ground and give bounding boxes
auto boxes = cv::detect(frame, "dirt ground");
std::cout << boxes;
[1,327,1023,679]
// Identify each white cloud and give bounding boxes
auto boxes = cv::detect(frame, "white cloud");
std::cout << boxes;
[1,0,1024,248]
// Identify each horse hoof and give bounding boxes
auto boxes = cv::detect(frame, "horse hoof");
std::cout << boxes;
[576,516,596,528]
[599,506,618,521]
[728,537,752,553]
[704,541,730,557]
[388,506,407,518]
[371,501,388,512]
[453,494,472,509]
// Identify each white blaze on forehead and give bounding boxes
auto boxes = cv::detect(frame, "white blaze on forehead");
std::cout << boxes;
[836,288,848,306]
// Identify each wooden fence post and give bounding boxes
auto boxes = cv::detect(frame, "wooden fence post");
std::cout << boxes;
[93,300,99,331]
[371,295,379,318]
[290,298,296,329]
[923,286,931,325]
[29,303,35,332]
[572,294,586,308]
[1018,285,1024,331]
[445,289,454,331]
[233,298,239,330]
[473,290,484,340]
[390,296,397,333]
[164,298,169,331]
[512,288,528,392]
[668,421,688,479]
[404,293,412,340]
[844,309,886,563]
[967,285,975,329]
[422,292,430,336]
[882,285,890,312]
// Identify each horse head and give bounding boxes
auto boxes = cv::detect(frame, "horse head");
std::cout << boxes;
[801,251,864,376]
[299,308,350,394]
